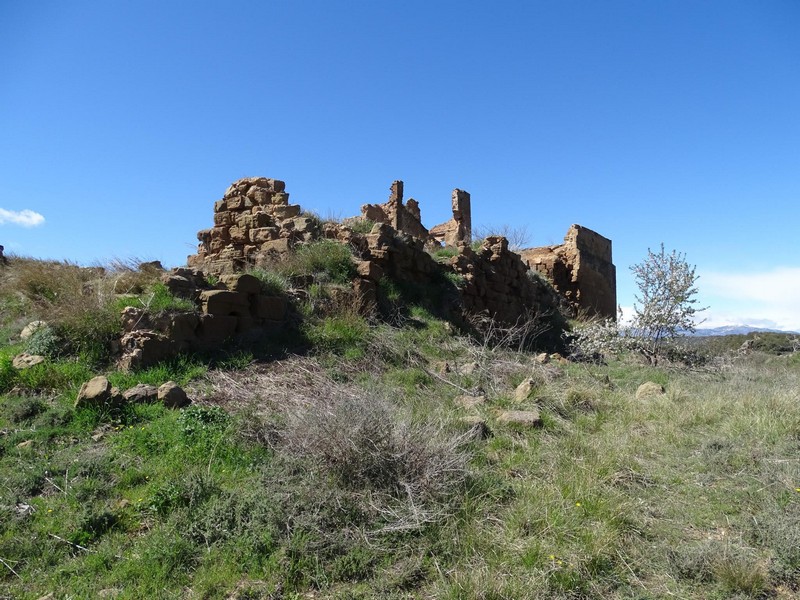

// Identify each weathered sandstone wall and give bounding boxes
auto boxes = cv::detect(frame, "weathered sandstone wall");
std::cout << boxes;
[519,225,616,319]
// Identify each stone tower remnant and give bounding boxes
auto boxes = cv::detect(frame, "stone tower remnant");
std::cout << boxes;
[430,189,472,247]
[519,225,616,319]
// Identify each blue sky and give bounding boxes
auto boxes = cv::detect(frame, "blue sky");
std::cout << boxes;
[2,1,799,330]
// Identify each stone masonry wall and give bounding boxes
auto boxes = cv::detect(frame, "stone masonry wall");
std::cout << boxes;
[188,177,319,275]
[186,177,616,331]
[519,225,617,319]
[118,270,288,370]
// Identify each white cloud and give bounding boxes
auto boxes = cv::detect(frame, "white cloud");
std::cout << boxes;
[0,208,45,227]
[700,267,800,332]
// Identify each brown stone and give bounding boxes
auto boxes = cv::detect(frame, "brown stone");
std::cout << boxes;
[158,381,190,408]
[119,330,174,371]
[220,273,261,295]
[269,204,301,220]
[20,320,48,340]
[200,290,249,316]
[123,384,158,403]
[260,238,292,254]
[12,353,45,369]
[197,314,238,344]
[253,296,287,321]
[355,260,384,280]
[514,377,541,402]
[496,409,542,427]
[75,376,124,409]
[249,227,280,244]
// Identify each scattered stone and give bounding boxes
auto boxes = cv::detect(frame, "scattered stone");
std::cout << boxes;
[534,352,550,364]
[514,377,542,402]
[12,353,45,369]
[20,320,48,340]
[636,381,665,400]
[16,439,33,449]
[91,431,105,442]
[158,381,190,408]
[496,409,542,427]
[123,384,158,404]
[75,376,124,409]
[454,394,485,410]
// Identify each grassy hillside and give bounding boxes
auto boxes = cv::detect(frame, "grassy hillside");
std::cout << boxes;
[1,258,799,599]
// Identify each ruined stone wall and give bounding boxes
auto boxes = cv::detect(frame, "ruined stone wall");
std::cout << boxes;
[430,189,472,247]
[450,237,563,328]
[118,270,288,370]
[188,177,319,275]
[360,180,433,243]
[519,225,616,319]
[186,176,616,332]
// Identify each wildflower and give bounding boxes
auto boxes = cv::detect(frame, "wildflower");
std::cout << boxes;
[575,502,582,507]
[548,555,555,560]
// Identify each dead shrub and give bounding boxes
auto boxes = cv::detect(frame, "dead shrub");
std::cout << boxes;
[281,391,472,535]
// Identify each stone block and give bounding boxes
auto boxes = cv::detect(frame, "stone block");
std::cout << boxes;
[158,381,191,408]
[260,238,292,254]
[214,199,227,213]
[123,384,158,403]
[169,312,200,342]
[213,211,233,227]
[75,376,124,409]
[250,227,279,244]
[220,273,262,295]
[270,192,290,206]
[270,204,301,220]
[355,260,384,280]
[226,195,246,210]
[197,314,238,344]
[200,290,250,316]
[253,296,287,321]
[229,225,248,244]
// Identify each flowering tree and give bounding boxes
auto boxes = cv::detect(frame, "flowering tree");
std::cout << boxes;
[628,244,705,364]
[567,244,706,366]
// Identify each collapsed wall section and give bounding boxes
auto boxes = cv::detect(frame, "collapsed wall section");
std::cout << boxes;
[188,177,319,275]
[519,225,616,319]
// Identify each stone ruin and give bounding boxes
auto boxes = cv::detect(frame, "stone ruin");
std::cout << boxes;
[117,270,288,370]
[106,176,620,370]
[519,225,617,319]
[188,177,318,275]
[185,177,617,323]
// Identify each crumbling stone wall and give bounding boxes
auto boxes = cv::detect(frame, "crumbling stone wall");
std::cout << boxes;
[449,237,562,327]
[430,189,472,247]
[360,180,433,243]
[186,176,616,334]
[188,177,318,275]
[519,225,616,319]
[118,270,287,370]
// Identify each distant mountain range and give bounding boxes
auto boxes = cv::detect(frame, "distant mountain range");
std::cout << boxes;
[686,325,799,337]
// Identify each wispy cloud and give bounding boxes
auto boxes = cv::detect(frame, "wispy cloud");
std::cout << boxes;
[0,208,45,227]
[700,267,800,332]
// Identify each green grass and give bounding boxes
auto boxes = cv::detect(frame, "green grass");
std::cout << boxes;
[1,257,800,598]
